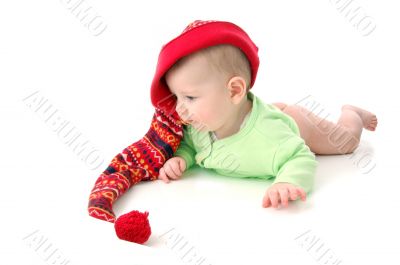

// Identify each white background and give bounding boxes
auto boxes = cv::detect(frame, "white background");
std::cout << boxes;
[1,0,400,264]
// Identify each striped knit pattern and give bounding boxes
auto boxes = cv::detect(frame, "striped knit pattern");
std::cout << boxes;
[88,109,183,222]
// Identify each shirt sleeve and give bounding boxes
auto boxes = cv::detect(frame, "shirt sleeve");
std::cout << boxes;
[174,126,196,170]
[272,136,318,193]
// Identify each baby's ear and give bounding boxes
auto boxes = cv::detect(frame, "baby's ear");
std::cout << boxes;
[227,76,247,104]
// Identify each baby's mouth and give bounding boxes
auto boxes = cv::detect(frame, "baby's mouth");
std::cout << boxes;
[180,119,193,125]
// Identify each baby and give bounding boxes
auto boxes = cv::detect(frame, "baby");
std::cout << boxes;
[155,21,378,208]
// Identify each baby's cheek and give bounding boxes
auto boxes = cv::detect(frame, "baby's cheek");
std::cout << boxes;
[201,109,220,126]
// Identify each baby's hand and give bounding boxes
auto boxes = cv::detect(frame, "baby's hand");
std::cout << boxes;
[158,156,186,183]
[262,182,306,208]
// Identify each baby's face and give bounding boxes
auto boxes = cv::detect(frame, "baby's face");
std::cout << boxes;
[165,54,234,132]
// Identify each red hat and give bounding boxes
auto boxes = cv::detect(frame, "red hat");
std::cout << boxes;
[150,20,260,115]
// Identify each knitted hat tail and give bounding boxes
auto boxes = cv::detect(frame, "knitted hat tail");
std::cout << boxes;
[88,109,183,223]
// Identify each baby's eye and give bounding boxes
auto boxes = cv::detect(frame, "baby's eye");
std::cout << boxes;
[185,96,196,101]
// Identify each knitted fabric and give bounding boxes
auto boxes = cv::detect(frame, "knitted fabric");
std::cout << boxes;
[88,109,182,222]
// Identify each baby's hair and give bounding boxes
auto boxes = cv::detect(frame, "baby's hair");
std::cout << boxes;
[169,44,252,91]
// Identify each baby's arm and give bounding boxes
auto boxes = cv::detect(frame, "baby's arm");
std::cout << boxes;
[263,136,317,208]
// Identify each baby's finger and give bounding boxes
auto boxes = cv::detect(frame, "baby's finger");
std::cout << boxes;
[269,190,279,208]
[166,163,179,179]
[278,188,289,207]
[297,188,307,201]
[165,163,180,180]
[288,186,299,201]
[159,167,170,183]
[262,194,271,208]
[178,158,186,172]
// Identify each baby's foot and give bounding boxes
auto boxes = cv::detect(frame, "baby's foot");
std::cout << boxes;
[342,105,378,131]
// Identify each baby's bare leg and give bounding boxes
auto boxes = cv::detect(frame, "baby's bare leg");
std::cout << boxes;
[272,103,378,155]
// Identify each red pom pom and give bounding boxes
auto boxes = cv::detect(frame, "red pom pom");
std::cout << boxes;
[114,210,151,244]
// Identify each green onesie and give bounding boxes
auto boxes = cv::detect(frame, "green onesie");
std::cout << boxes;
[174,92,318,193]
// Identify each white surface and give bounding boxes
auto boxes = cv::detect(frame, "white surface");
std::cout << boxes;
[1,1,399,264]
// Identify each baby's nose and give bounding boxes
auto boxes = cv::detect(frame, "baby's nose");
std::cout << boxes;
[175,102,191,121]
